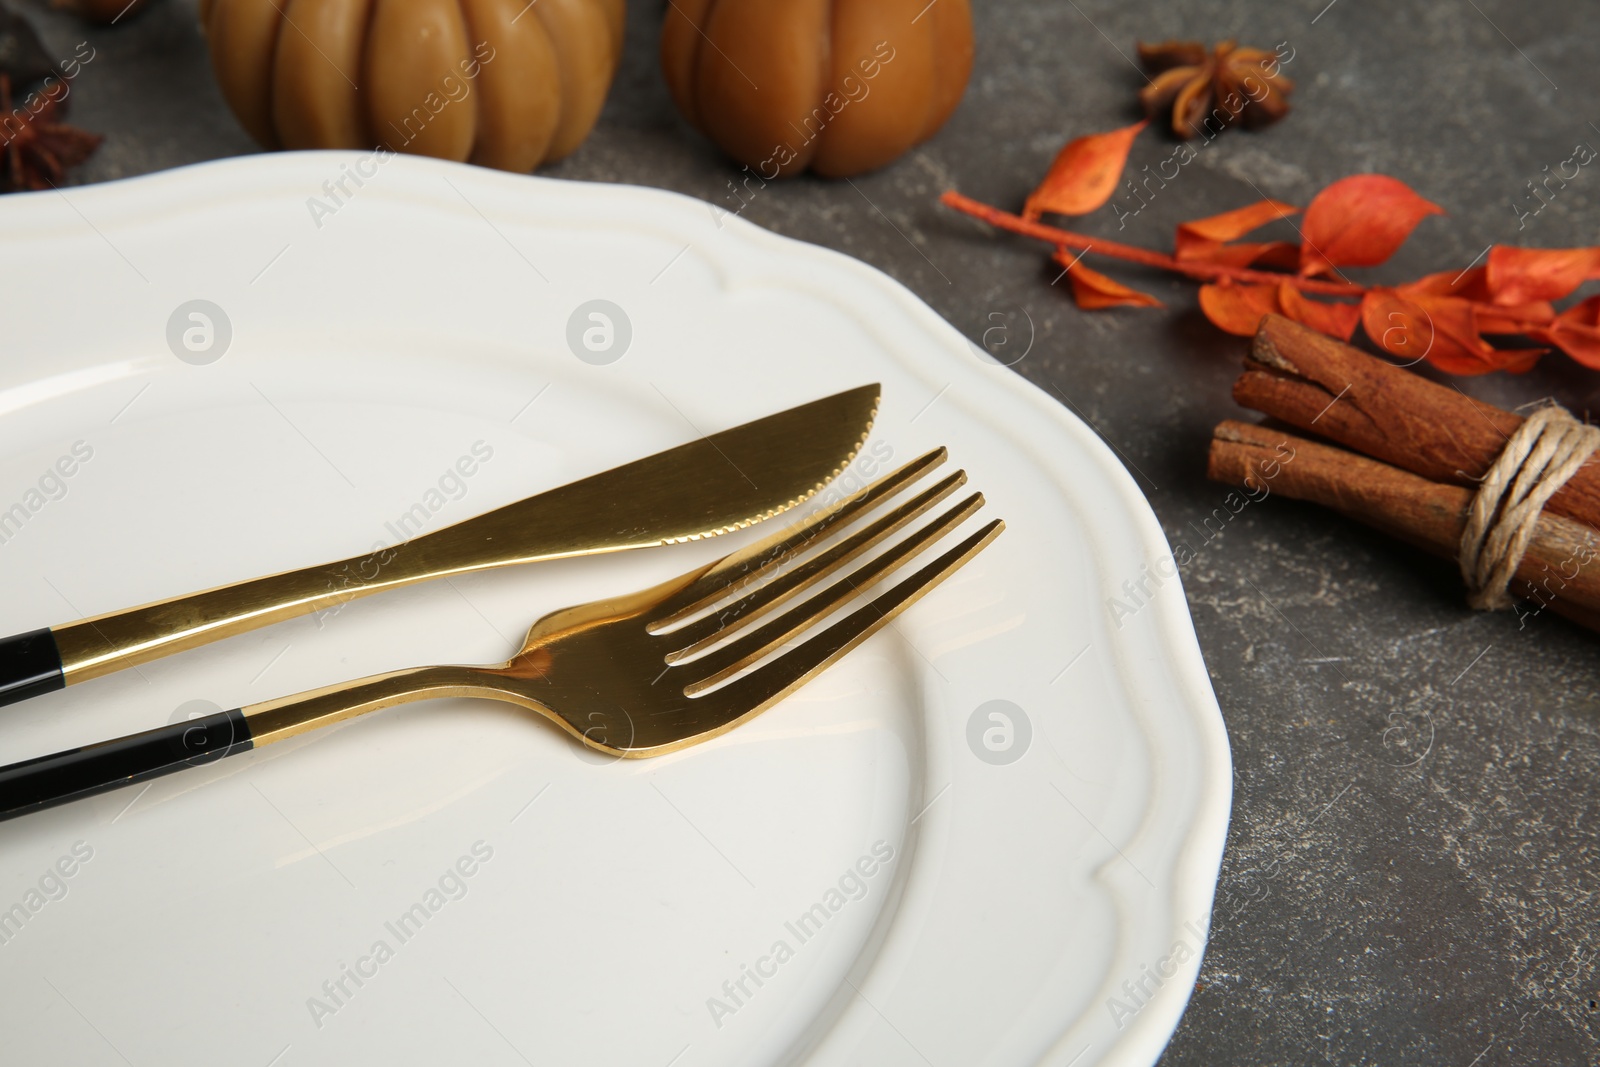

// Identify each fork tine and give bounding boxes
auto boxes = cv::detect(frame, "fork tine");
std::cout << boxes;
[699,519,1004,715]
[681,494,988,695]
[661,469,968,659]
[650,448,948,629]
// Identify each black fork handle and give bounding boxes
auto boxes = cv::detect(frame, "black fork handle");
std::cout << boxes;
[0,629,65,707]
[0,709,254,821]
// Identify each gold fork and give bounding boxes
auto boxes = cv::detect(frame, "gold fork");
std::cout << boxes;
[0,449,1002,820]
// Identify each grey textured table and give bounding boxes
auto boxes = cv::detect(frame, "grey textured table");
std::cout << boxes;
[23,0,1600,1062]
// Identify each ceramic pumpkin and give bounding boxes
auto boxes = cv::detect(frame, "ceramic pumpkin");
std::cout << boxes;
[661,0,973,178]
[199,0,624,172]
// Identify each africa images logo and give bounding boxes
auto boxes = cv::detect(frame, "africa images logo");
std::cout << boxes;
[705,840,896,1029]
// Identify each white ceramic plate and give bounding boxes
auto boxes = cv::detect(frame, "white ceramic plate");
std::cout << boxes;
[0,154,1228,1067]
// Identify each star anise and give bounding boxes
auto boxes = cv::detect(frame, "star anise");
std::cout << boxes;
[1137,39,1294,140]
[1,73,102,192]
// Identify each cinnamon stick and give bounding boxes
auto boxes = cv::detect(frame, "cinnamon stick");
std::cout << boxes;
[1236,315,1600,527]
[1208,419,1600,633]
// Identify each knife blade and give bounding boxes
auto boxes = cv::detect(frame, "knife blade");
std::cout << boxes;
[0,383,880,706]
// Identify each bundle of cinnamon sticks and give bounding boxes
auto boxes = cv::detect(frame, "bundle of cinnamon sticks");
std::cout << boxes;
[1208,315,1600,634]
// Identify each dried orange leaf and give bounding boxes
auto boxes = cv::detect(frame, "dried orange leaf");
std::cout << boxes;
[1485,246,1600,305]
[1479,347,1546,374]
[1401,268,1548,331]
[1299,175,1444,277]
[1023,121,1148,220]
[1198,281,1280,335]
[1361,289,1540,376]
[1178,241,1300,269]
[1399,266,1490,300]
[1244,242,1302,271]
[1277,284,1361,341]
[1397,268,1555,333]
[1532,295,1600,369]
[1362,290,1437,364]
[1178,199,1299,246]
[1476,301,1556,334]
[1054,248,1162,309]
[1176,199,1299,266]
[1402,293,1539,374]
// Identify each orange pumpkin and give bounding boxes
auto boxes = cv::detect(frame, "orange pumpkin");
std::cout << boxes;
[661,0,973,178]
[199,0,624,172]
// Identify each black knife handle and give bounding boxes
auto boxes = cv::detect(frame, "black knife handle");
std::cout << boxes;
[0,709,253,821]
[0,629,65,707]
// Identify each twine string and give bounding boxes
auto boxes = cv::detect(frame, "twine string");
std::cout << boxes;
[1459,404,1600,611]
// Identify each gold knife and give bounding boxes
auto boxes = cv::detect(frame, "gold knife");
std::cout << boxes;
[0,384,880,707]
